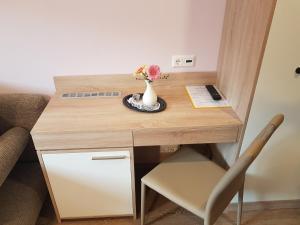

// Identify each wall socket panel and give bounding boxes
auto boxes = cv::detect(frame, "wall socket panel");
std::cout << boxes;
[295,66,300,78]
[172,55,195,68]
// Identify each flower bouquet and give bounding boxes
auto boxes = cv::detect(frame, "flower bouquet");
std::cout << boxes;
[133,65,161,107]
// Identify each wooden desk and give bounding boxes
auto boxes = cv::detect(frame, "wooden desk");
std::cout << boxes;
[31,72,242,222]
[32,73,241,150]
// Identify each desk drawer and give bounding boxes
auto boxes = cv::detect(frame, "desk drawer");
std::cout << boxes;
[32,130,133,150]
[41,149,133,219]
[133,126,239,146]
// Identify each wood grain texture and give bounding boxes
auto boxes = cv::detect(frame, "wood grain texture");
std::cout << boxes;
[32,130,133,150]
[213,0,277,166]
[54,72,216,92]
[31,73,242,150]
[226,199,300,212]
[32,73,242,220]
[217,0,277,121]
[133,126,239,146]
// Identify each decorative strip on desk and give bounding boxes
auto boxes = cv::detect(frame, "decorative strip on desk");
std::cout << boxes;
[61,91,121,99]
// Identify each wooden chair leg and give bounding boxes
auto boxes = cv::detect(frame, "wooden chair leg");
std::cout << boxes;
[141,182,146,225]
[237,185,244,225]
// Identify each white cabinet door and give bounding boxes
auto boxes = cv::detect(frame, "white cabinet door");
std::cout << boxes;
[42,149,133,219]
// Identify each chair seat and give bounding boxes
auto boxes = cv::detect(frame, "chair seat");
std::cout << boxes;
[142,146,226,217]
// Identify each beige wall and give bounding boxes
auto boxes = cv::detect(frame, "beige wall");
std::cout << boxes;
[0,0,225,94]
[241,0,300,202]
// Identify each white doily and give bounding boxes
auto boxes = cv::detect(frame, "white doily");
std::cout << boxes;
[127,94,160,111]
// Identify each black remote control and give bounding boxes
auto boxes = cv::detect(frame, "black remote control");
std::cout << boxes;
[205,85,222,100]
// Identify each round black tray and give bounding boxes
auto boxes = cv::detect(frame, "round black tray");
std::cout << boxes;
[122,93,167,113]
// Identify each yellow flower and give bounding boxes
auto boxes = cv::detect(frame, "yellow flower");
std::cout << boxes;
[133,65,147,80]
[136,65,146,74]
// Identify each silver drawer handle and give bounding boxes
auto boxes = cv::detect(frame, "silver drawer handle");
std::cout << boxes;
[91,155,127,160]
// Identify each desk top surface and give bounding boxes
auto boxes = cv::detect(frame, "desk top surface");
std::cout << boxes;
[33,88,241,134]
[32,73,242,135]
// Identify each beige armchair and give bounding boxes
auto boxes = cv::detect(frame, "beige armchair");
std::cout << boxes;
[0,94,49,225]
[141,114,284,225]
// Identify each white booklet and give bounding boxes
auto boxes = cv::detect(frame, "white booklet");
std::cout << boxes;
[185,85,230,108]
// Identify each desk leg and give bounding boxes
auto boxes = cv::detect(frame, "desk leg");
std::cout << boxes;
[37,151,62,223]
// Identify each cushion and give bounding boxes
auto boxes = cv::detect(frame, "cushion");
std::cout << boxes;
[0,162,47,225]
[0,127,29,186]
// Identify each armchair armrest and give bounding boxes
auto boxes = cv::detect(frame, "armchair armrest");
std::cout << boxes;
[0,94,48,134]
[0,127,29,186]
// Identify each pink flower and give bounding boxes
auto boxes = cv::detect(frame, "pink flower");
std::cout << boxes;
[147,65,161,81]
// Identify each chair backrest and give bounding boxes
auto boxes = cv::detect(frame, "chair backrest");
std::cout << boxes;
[204,114,284,225]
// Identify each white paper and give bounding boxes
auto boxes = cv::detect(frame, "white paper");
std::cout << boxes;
[186,85,230,108]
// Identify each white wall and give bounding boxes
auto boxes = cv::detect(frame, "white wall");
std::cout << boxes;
[0,0,226,94]
[241,0,300,202]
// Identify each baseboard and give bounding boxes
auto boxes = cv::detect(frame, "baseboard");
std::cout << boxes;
[226,199,300,212]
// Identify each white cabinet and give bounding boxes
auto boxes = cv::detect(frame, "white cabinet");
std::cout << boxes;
[42,149,134,219]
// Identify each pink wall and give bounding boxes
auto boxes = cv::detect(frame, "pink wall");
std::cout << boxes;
[0,0,226,94]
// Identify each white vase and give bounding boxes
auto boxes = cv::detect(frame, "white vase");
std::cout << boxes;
[142,80,157,106]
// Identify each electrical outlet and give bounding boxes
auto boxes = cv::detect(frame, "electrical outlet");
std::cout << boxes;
[172,55,195,68]
[295,66,300,78]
